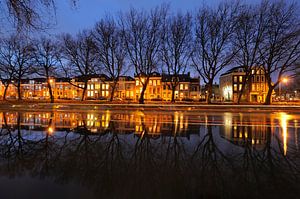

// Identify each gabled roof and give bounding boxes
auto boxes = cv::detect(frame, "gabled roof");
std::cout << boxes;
[74,74,109,82]
[162,73,190,82]
[56,77,72,82]
[134,72,161,78]
[220,66,245,76]
[118,76,135,81]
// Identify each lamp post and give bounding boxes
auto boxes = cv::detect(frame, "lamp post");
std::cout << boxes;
[279,77,288,101]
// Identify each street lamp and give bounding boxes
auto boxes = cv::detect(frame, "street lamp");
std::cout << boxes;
[279,77,288,100]
[282,78,288,84]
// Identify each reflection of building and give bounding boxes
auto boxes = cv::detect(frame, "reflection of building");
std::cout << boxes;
[219,66,269,103]
[221,113,269,149]
[133,111,199,138]
[0,111,200,139]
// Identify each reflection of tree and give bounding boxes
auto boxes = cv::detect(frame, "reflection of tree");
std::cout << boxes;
[0,111,299,198]
[191,117,234,198]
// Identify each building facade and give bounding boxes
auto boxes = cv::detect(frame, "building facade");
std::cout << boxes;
[219,66,269,103]
[0,73,200,101]
[134,72,201,101]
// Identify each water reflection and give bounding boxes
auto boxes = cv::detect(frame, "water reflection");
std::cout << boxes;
[0,110,299,198]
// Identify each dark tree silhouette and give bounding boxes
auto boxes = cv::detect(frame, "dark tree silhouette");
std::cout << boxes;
[161,12,192,103]
[93,16,127,101]
[60,31,98,101]
[33,37,61,103]
[120,6,167,104]
[192,2,239,104]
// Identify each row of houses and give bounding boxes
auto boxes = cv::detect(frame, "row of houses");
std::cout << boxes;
[0,72,201,101]
[0,66,272,103]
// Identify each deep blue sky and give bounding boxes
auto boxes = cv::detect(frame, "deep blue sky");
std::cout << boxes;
[53,0,247,34]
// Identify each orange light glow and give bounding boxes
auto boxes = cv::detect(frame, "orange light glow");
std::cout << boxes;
[48,127,54,134]
[282,78,288,84]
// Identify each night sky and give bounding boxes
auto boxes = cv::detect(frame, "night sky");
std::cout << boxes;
[53,0,231,34]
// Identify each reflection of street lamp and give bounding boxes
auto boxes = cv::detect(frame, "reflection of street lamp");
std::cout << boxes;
[279,77,288,100]
[48,127,54,135]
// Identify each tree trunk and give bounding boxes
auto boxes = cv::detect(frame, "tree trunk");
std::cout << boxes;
[17,81,22,101]
[81,80,88,101]
[139,84,148,104]
[139,88,145,104]
[47,80,54,103]
[206,82,213,104]
[171,85,176,103]
[139,79,149,104]
[237,80,247,104]
[3,84,9,100]
[109,81,117,102]
[264,85,274,105]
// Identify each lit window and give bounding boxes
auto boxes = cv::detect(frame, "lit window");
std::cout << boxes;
[239,84,242,91]
[149,80,152,85]
[136,80,139,86]
[180,84,183,90]
[153,80,156,86]
[87,85,90,90]
[157,80,160,85]
[91,84,94,90]
[252,84,255,91]
[234,84,237,91]
[185,84,188,90]
[102,84,105,89]
[239,76,243,82]
[106,84,109,90]
[234,76,237,82]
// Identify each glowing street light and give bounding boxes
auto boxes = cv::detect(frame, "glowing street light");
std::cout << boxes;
[282,77,288,84]
[279,77,289,100]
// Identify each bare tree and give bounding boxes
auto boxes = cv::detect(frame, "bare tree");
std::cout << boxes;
[60,31,98,101]
[93,16,127,102]
[0,38,16,100]
[120,7,167,104]
[233,2,268,103]
[33,37,60,103]
[0,0,80,31]
[192,2,239,104]
[0,35,33,100]
[160,12,192,103]
[259,1,300,105]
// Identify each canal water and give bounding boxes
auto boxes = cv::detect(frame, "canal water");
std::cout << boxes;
[0,109,299,199]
